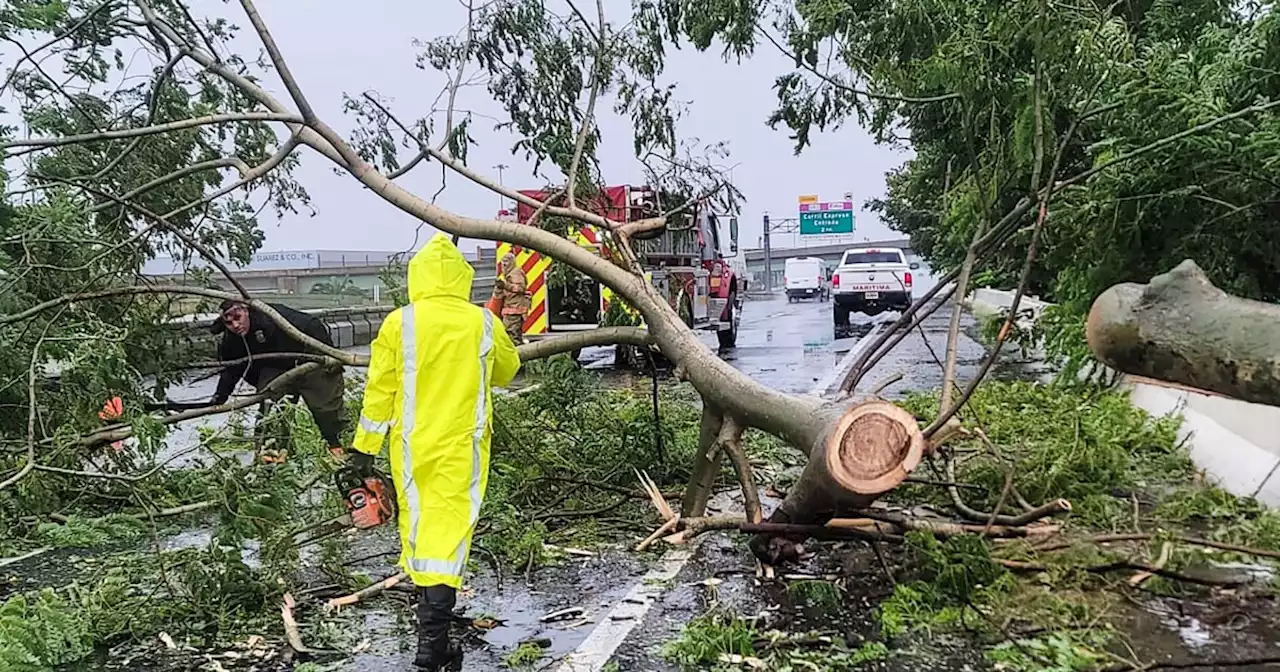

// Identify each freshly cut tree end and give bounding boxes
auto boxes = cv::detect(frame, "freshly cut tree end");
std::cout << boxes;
[824,400,925,495]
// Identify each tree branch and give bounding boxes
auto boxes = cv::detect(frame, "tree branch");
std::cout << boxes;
[162,132,301,219]
[237,0,317,123]
[0,284,357,366]
[1057,99,1280,193]
[0,1,118,99]
[0,345,41,492]
[513,326,654,361]
[89,157,250,213]
[77,362,321,447]
[139,0,829,450]
[34,173,254,300]
[2,112,303,152]
[566,0,606,208]
[758,28,960,105]
[133,0,349,171]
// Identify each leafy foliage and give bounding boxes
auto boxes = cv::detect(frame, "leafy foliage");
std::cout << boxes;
[485,355,701,562]
[653,0,1279,367]
[897,381,1184,528]
[0,0,308,525]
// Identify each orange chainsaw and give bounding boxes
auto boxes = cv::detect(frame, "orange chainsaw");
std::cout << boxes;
[288,464,396,550]
[334,466,397,529]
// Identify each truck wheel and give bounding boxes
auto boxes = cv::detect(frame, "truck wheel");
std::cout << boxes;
[833,304,850,327]
[717,293,739,349]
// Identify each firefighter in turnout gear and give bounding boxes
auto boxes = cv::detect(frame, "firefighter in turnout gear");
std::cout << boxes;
[495,252,529,344]
[353,234,521,670]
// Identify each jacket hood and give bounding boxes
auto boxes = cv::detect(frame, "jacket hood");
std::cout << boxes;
[408,233,475,302]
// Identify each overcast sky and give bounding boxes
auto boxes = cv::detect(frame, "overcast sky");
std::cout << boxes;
[3,1,910,256]
[216,0,912,255]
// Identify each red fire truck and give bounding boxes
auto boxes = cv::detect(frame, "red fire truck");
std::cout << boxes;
[496,185,744,349]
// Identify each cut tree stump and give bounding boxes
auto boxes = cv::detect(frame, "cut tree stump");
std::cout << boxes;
[749,400,925,564]
[1086,260,1280,407]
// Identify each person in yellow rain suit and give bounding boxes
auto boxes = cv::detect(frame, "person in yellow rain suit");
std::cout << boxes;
[349,233,520,671]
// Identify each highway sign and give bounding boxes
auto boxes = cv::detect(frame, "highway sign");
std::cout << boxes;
[799,201,855,235]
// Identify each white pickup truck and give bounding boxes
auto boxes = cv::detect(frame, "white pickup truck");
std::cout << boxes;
[831,247,919,326]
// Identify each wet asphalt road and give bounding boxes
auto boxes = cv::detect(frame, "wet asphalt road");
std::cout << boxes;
[720,291,986,398]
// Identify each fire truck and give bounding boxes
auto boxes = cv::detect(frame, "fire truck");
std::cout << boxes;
[495,185,744,350]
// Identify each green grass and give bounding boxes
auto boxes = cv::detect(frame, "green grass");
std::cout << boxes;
[503,641,547,668]
[787,579,842,611]
[661,608,758,668]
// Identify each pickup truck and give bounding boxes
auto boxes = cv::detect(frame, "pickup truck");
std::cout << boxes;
[831,247,919,326]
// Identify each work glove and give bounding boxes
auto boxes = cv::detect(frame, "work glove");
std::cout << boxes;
[332,445,373,476]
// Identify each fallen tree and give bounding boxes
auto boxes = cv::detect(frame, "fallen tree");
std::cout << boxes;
[1,0,1274,569]
[0,0,937,552]
[1087,259,1280,407]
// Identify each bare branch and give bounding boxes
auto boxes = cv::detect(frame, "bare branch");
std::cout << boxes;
[3,112,303,153]
[237,0,317,122]
[387,150,428,180]
[439,0,476,153]
[513,326,654,361]
[566,0,606,208]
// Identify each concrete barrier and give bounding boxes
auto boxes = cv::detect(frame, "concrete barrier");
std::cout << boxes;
[966,287,1280,506]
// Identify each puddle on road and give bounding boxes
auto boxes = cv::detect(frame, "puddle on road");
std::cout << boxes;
[341,546,654,671]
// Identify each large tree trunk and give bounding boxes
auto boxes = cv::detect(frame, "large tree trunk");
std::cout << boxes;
[747,400,926,563]
[1086,259,1280,406]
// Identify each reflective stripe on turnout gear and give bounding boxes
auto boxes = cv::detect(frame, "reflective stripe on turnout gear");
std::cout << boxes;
[359,416,390,435]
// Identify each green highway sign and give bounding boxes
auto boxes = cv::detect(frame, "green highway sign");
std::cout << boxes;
[799,208,855,235]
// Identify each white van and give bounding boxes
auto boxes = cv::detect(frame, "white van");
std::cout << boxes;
[784,257,829,302]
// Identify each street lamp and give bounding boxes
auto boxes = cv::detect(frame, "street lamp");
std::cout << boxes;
[494,163,509,211]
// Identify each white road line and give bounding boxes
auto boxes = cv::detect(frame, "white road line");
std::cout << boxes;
[809,321,886,398]
[552,546,696,672]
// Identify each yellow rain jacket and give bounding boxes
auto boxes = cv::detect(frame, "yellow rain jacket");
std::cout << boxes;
[353,234,521,588]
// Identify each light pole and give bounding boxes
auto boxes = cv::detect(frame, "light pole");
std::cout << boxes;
[494,163,509,211]
[762,213,799,291]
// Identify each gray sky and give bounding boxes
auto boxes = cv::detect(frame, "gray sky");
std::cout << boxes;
[0,1,910,256]
[227,0,911,255]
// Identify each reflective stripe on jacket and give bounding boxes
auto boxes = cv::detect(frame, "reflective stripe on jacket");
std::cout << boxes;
[353,233,521,588]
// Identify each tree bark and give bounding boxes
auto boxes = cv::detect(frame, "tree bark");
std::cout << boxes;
[1086,260,1280,406]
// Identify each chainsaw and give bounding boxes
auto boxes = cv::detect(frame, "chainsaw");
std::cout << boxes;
[334,466,397,529]
[287,466,397,549]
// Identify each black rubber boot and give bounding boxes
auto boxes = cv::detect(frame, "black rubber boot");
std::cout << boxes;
[415,585,462,671]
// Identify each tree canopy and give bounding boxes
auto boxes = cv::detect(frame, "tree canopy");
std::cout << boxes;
[656,0,1278,363]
